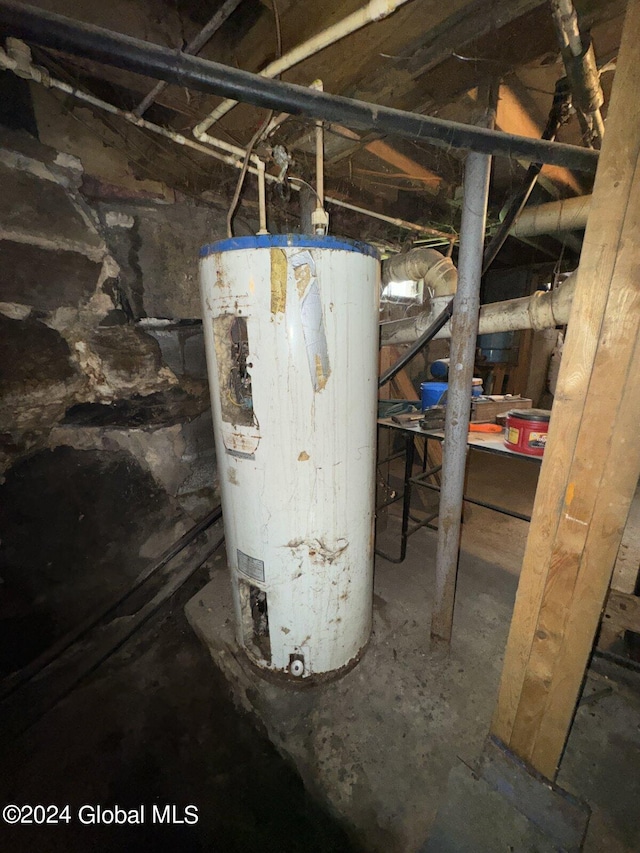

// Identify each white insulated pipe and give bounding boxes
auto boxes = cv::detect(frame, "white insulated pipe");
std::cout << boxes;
[510,194,591,238]
[193,0,413,139]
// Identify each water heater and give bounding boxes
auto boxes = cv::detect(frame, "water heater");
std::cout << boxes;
[199,235,380,679]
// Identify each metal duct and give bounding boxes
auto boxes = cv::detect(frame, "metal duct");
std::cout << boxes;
[380,274,576,345]
[382,247,457,297]
[510,195,591,237]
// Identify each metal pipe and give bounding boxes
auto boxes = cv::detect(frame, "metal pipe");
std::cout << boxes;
[377,247,458,389]
[193,0,413,136]
[256,159,268,234]
[133,0,244,117]
[322,195,454,239]
[431,103,494,648]
[1,43,446,242]
[0,1,598,171]
[550,0,605,146]
[316,119,324,208]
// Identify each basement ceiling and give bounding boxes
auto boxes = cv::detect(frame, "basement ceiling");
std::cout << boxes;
[0,0,627,259]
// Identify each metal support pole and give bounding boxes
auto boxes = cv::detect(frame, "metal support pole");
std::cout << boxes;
[430,101,495,648]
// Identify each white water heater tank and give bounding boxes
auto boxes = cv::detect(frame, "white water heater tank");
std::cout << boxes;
[199,235,379,679]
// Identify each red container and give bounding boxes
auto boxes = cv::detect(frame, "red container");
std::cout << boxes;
[505,409,551,457]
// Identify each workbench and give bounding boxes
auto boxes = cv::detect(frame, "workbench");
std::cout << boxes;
[376,417,542,563]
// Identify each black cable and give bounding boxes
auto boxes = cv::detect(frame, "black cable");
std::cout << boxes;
[482,78,574,274]
[378,299,454,388]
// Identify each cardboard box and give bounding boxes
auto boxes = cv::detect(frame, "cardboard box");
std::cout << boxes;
[471,396,532,423]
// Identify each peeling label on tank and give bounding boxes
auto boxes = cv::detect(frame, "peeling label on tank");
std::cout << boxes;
[293,252,312,297]
[290,251,331,392]
[270,248,287,314]
[237,549,265,582]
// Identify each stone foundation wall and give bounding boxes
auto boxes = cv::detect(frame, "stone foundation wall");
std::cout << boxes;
[0,127,220,514]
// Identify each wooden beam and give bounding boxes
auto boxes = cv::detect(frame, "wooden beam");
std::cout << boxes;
[364,139,444,191]
[311,123,445,192]
[496,84,582,194]
[491,0,640,781]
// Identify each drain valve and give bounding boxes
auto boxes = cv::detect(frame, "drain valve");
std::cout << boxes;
[289,654,305,678]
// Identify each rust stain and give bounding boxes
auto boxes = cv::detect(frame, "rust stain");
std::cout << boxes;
[294,262,311,297]
[286,538,348,564]
[215,267,226,289]
[315,353,329,390]
[270,248,287,314]
[298,450,310,461]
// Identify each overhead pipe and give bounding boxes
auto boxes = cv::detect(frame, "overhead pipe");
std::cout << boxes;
[311,79,329,235]
[1,40,453,242]
[431,87,497,647]
[378,247,457,387]
[193,0,414,139]
[378,298,454,388]
[382,247,457,297]
[510,194,590,238]
[550,0,605,145]
[0,1,599,171]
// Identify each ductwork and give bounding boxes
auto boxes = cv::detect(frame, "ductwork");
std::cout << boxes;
[382,247,457,297]
[380,273,576,345]
[510,195,591,238]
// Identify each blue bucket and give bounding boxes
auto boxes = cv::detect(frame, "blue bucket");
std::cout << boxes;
[421,381,448,409]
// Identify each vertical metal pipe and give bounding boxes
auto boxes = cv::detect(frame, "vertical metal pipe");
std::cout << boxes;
[430,125,493,647]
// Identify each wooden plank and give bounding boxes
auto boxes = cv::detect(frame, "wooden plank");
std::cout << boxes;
[491,0,640,781]
[506,330,533,396]
[364,139,444,192]
[598,590,640,650]
[611,480,640,593]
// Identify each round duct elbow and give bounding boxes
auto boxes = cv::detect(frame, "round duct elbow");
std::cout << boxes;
[382,248,457,297]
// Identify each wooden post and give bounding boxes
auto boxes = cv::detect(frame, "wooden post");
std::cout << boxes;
[491,0,640,781]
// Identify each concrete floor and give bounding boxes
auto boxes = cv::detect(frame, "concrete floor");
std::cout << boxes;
[187,448,640,853]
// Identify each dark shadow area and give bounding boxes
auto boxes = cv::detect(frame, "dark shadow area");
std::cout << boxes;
[0,446,184,675]
[0,449,357,852]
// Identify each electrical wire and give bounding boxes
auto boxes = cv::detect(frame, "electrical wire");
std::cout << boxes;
[287,175,322,205]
